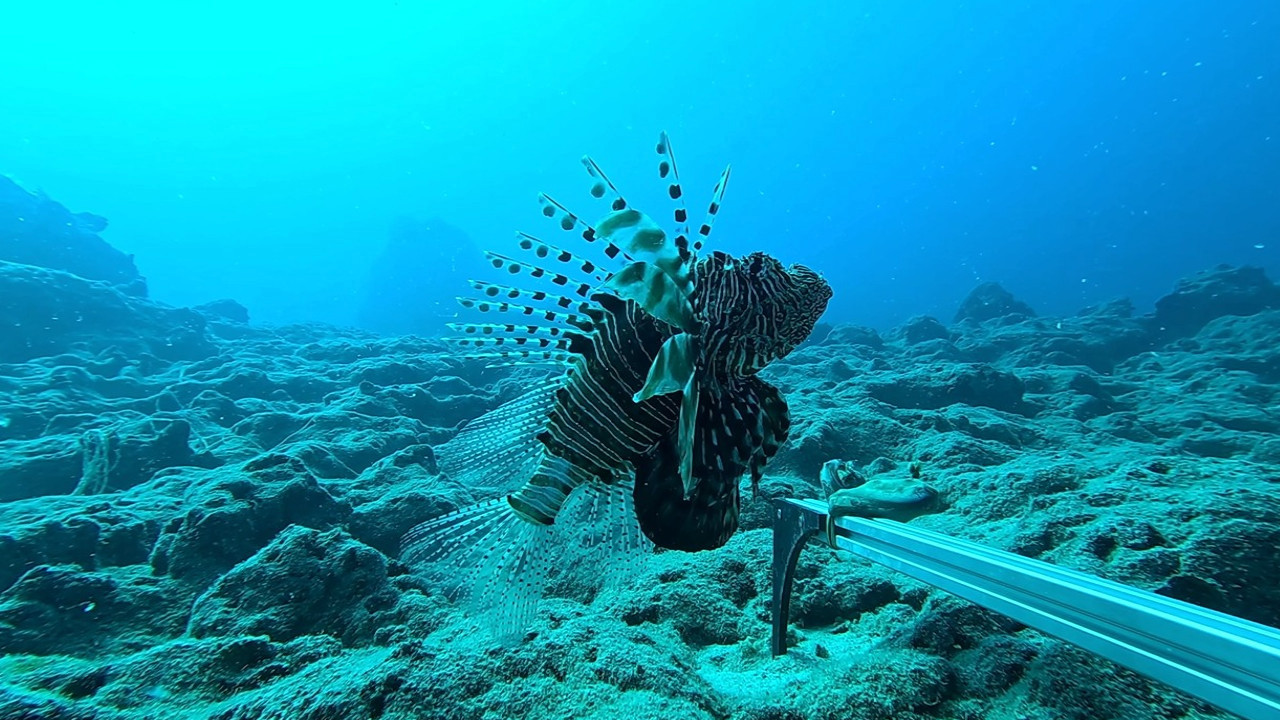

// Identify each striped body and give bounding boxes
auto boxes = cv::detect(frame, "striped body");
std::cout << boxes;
[507,293,681,525]
[506,250,831,550]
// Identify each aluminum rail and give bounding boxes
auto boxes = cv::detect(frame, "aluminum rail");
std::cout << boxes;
[771,497,1280,720]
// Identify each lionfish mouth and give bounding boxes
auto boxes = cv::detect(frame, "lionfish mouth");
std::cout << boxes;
[401,132,832,635]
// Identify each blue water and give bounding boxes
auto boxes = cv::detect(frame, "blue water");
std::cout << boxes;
[2,1,1276,330]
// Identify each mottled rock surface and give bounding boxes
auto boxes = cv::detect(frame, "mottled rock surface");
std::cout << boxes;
[3,253,1278,720]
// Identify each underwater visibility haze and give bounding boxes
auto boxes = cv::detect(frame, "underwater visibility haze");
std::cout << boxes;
[1,1,1279,719]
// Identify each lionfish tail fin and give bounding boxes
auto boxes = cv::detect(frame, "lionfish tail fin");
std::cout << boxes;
[401,497,556,640]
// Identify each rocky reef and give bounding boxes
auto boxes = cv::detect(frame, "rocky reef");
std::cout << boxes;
[0,177,146,297]
[1,187,1277,719]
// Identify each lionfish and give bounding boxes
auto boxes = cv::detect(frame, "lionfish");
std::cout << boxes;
[403,133,832,633]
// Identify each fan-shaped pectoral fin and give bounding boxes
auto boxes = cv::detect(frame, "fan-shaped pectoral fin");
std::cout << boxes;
[605,260,695,331]
[678,374,699,499]
[633,333,695,403]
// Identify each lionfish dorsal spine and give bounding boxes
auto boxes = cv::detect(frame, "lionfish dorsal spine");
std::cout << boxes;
[537,192,634,265]
[693,164,731,253]
[482,251,597,300]
[455,296,592,330]
[446,322,573,340]
[445,275,596,366]
[655,131,692,260]
[580,156,629,212]
[513,232,613,284]
[465,279,593,312]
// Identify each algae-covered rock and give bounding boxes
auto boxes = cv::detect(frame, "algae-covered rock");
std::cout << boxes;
[188,526,400,646]
[2,244,1274,720]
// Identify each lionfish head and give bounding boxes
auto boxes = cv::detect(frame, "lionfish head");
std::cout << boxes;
[692,250,833,375]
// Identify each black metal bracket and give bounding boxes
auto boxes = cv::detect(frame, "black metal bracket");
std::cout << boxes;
[770,497,827,656]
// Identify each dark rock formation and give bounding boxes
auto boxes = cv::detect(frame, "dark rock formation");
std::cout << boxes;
[865,363,1026,413]
[0,176,145,295]
[0,262,215,364]
[955,281,1037,323]
[188,526,401,646]
[148,456,349,585]
[893,315,953,345]
[821,324,884,348]
[1152,264,1280,337]
[194,299,250,324]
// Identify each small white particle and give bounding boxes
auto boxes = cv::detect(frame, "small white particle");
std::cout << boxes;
[1030,165,1039,171]
[1255,244,1266,249]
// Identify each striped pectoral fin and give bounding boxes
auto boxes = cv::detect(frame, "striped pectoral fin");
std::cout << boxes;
[505,455,595,525]
[596,207,691,295]
[437,382,563,494]
[748,377,791,497]
[481,250,600,303]
[449,351,574,368]
[466,279,595,314]
[633,332,695,403]
[604,261,695,331]
[401,497,555,640]
[447,321,575,340]
[678,374,699,498]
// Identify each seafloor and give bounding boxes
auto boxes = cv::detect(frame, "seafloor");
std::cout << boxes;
[1,177,1277,720]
